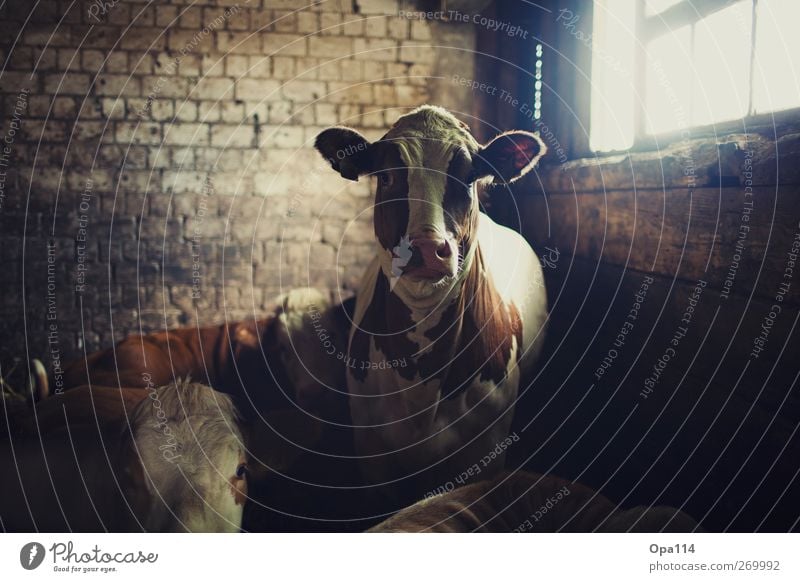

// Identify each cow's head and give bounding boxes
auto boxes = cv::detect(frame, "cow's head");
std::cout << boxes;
[315,106,545,302]
[120,381,249,532]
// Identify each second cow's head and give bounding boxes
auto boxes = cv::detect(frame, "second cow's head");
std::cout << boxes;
[315,106,545,298]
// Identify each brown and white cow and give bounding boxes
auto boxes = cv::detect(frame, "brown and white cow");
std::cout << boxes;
[369,471,701,532]
[48,288,349,419]
[315,106,549,497]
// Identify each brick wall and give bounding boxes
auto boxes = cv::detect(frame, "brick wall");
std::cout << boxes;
[0,0,478,368]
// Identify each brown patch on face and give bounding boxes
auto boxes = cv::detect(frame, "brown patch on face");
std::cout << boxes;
[443,147,480,254]
[371,142,409,251]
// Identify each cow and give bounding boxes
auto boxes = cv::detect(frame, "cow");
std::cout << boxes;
[369,471,701,532]
[44,288,350,420]
[315,105,549,501]
[116,380,249,532]
[0,380,249,532]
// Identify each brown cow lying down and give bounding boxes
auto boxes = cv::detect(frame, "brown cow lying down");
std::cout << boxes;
[0,381,250,532]
[48,288,351,419]
[369,471,700,532]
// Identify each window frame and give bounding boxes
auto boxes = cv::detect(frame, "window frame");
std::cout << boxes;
[594,0,800,154]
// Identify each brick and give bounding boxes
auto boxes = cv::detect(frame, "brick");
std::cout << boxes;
[263,32,307,56]
[148,98,174,121]
[327,82,372,104]
[120,28,166,50]
[174,101,198,122]
[354,38,397,61]
[343,17,366,36]
[116,122,162,146]
[281,80,326,103]
[294,57,319,79]
[410,20,431,40]
[315,103,338,125]
[219,100,246,123]
[45,73,89,94]
[235,78,281,101]
[318,59,343,81]
[320,12,342,35]
[357,0,398,15]
[144,75,190,99]
[269,56,293,79]
[163,122,208,146]
[179,6,203,29]
[225,54,250,77]
[156,5,179,27]
[248,55,272,78]
[297,12,319,34]
[261,125,304,149]
[192,76,234,100]
[395,84,428,106]
[210,124,256,148]
[273,11,297,33]
[372,83,396,106]
[365,17,387,38]
[399,41,435,64]
[95,74,141,97]
[179,54,202,76]
[216,31,260,54]
[365,61,387,80]
[309,36,352,58]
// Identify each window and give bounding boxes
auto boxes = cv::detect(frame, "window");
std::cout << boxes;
[590,0,800,152]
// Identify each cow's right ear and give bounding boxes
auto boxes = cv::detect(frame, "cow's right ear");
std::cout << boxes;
[314,127,373,181]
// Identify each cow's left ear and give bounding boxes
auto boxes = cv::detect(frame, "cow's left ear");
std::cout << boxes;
[315,127,373,181]
[473,130,547,183]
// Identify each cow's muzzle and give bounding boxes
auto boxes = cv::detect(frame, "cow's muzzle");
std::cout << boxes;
[404,234,456,279]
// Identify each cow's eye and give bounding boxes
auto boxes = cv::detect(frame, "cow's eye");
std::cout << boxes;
[378,172,393,187]
[236,463,249,479]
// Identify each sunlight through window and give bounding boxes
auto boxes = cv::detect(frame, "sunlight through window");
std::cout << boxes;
[644,26,692,135]
[753,0,800,114]
[691,3,752,126]
[589,0,636,152]
[590,0,800,151]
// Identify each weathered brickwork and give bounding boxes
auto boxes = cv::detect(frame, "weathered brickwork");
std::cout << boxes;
[0,0,477,366]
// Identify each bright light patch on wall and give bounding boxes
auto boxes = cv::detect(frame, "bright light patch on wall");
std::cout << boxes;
[691,3,752,126]
[753,0,800,114]
[644,26,692,135]
[589,0,636,152]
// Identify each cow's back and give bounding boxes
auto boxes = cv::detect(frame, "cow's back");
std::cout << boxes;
[369,472,700,532]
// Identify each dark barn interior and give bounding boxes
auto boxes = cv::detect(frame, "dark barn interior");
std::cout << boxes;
[0,0,798,533]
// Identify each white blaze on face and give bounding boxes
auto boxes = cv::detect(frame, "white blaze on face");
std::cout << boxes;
[401,141,450,238]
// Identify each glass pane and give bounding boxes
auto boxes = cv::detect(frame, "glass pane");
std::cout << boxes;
[589,0,637,151]
[753,0,800,114]
[645,0,684,17]
[691,2,752,126]
[643,26,693,135]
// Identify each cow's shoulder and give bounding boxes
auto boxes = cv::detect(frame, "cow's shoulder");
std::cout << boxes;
[476,212,541,303]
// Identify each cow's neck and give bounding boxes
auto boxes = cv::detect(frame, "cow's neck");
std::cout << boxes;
[376,242,482,385]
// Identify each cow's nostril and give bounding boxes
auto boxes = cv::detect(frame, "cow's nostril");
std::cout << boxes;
[435,241,451,259]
